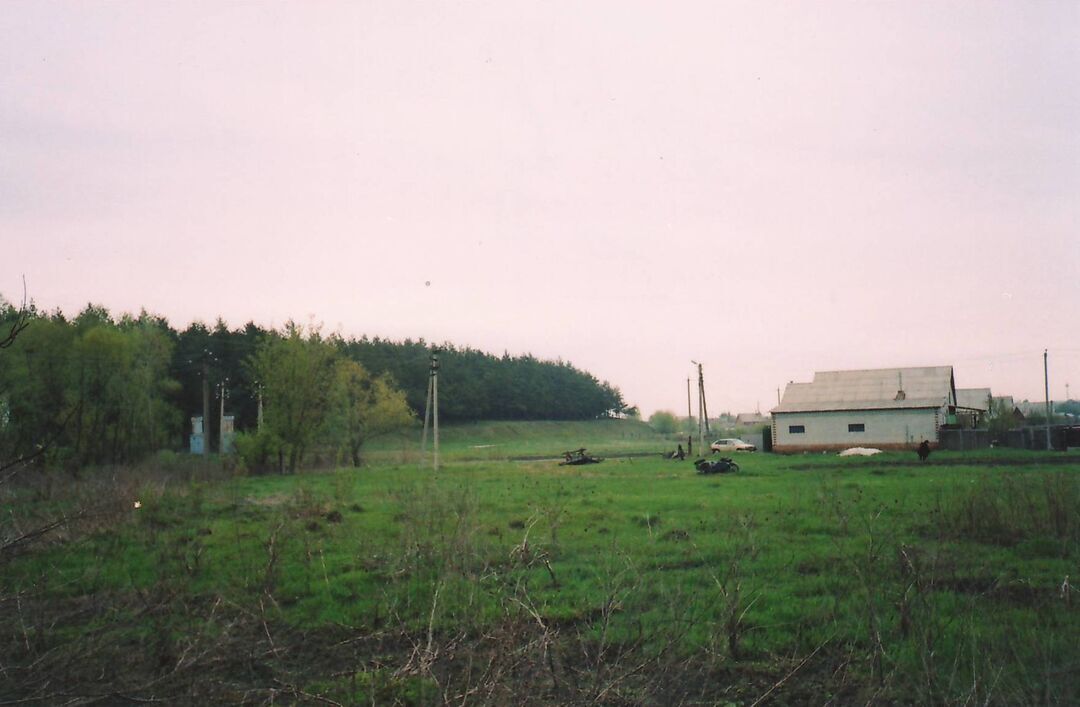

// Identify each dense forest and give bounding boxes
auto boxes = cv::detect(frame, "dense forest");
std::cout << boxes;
[0,297,629,468]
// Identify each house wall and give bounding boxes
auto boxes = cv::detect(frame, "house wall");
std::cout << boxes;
[772,407,942,452]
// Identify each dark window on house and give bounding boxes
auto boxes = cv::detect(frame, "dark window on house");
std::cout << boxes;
[789,425,805,434]
[848,423,865,432]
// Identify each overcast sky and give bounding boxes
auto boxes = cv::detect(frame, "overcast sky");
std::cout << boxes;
[3,1,1078,416]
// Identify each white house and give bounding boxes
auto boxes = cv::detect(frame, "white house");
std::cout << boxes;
[771,366,957,452]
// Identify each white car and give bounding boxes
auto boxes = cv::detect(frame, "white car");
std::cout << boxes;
[710,438,757,453]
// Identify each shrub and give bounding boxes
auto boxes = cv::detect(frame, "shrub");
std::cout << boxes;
[233,429,280,474]
[937,472,1080,554]
[647,410,678,434]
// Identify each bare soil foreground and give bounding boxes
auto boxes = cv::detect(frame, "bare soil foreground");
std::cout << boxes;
[2,444,1078,705]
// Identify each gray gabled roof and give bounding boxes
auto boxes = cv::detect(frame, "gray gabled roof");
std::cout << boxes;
[992,395,1015,410]
[772,366,956,414]
[956,388,992,411]
[1016,400,1052,417]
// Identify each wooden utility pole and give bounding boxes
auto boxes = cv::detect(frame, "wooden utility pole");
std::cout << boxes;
[421,353,440,470]
[433,355,440,472]
[1044,349,1052,451]
[692,361,707,453]
[201,360,210,457]
[218,377,228,453]
[700,365,710,435]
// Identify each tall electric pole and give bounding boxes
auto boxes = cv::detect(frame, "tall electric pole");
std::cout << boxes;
[433,354,440,472]
[421,353,440,471]
[218,377,229,454]
[201,360,210,457]
[692,361,709,453]
[700,367,711,435]
[1044,349,1052,451]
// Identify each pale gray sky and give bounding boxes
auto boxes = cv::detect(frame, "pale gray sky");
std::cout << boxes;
[3,1,1079,415]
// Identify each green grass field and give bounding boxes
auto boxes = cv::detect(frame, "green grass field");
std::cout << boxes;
[362,418,675,462]
[2,421,1079,705]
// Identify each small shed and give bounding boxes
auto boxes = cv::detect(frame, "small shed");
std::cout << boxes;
[189,416,205,455]
[955,388,992,428]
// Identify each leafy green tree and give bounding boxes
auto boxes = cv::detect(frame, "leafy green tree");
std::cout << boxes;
[985,398,1016,441]
[648,410,678,434]
[1,315,75,465]
[247,325,339,472]
[69,319,177,464]
[328,359,414,466]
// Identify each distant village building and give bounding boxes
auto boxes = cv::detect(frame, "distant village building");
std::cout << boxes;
[990,395,1027,425]
[735,412,769,427]
[771,366,957,453]
[1013,399,1068,423]
[992,395,1015,412]
[955,388,992,428]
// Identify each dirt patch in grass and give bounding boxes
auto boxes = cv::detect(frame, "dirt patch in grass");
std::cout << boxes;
[244,492,290,507]
[661,528,690,542]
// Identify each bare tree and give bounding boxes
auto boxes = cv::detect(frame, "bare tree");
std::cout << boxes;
[0,275,30,349]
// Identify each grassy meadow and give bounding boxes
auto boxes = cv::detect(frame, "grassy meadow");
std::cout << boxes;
[2,421,1079,705]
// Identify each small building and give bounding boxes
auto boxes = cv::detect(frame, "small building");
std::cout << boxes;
[990,395,1026,425]
[735,412,770,428]
[220,415,236,454]
[771,366,957,453]
[189,416,205,455]
[955,388,992,428]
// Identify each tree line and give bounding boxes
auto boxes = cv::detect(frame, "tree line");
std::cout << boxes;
[0,298,628,470]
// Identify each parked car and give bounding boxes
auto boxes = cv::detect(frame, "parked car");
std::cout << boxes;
[710,438,757,453]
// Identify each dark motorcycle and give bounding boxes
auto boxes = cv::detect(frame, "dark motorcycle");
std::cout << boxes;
[695,457,739,474]
[560,448,603,466]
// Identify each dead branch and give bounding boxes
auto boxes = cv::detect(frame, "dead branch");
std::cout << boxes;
[0,276,30,350]
[750,636,831,707]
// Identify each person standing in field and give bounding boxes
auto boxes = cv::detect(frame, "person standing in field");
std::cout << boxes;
[917,440,931,461]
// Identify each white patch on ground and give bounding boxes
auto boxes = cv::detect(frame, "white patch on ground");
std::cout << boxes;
[838,447,883,457]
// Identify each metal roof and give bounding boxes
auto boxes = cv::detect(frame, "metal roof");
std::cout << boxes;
[1016,400,1053,417]
[772,366,956,414]
[956,388,992,411]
